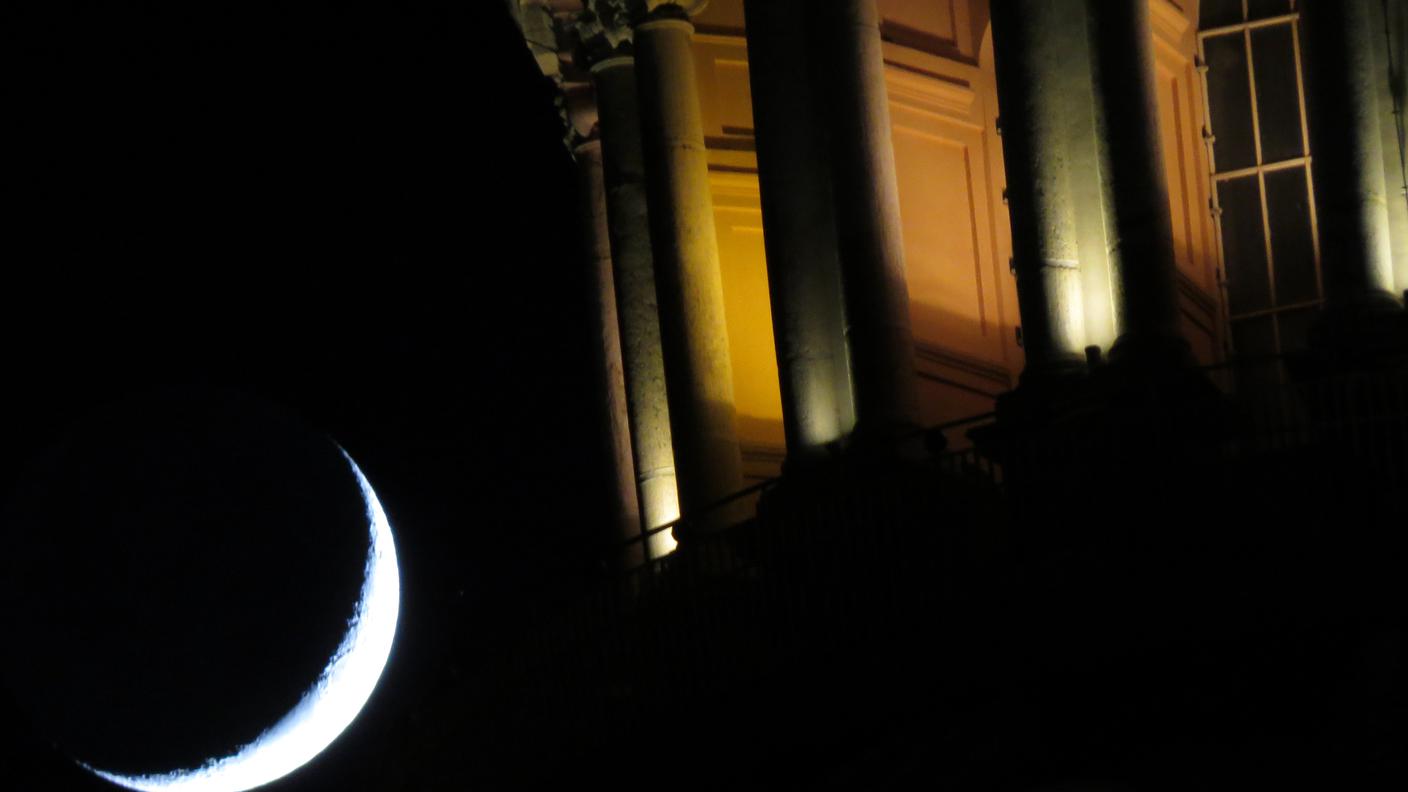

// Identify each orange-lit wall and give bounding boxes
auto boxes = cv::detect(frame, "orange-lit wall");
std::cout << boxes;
[689,0,1223,479]
[1148,0,1223,367]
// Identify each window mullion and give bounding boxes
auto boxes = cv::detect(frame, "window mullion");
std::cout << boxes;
[1245,28,1266,169]
[1256,170,1284,357]
[1199,12,1300,39]
[1303,161,1325,300]
[1199,6,1322,369]
[1243,24,1281,358]
[1229,297,1325,322]
[1215,163,1262,181]
[1289,18,1325,301]
[1213,156,1310,182]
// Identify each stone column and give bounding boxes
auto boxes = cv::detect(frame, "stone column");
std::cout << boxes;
[591,53,680,557]
[1301,0,1404,320]
[990,0,1090,383]
[1084,0,1190,367]
[1389,0,1408,300]
[633,4,747,531]
[811,0,921,443]
[743,0,855,466]
[1369,0,1408,300]
[575,138,645,567]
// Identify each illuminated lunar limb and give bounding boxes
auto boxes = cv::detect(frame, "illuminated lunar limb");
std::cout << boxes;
[84,450,400,792]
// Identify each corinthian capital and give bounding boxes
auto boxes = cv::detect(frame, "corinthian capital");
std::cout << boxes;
[582,0,708,27]
[573,0,709,69]
[643,0,709,18]
[508,0,566,80]
[575,0,637,66]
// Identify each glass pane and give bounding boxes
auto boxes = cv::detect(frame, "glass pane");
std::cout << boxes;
[1201,0,1245,29]
[1218,176,1272,315]
[1276,307,1318,354]
[1232,315,1279,390]
[1265,167,1319,305]
[1204,33,1258,171]
[1251,23,1304,162]
[1247,0,1293,22]
[1233,315,1277,357]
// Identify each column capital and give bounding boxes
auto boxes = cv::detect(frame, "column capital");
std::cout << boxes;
[641,1,708,22]
[507,0,567,81]
[575,1,635,69]
[508,0,582,151]
[577,1,707,70]
[582,0,707,27]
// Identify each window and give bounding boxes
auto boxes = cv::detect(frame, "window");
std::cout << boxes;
[1198,0,1320,382]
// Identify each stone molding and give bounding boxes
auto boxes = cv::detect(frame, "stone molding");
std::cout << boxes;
[1149,0,1191,46]
[885,67,978,123]
[914,341,1015,396]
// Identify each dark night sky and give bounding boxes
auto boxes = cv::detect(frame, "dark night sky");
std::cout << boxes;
[1,1,601,789]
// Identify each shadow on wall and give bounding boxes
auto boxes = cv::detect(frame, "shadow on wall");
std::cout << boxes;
[665,292,1024,500]
[726,289,1222,470]
[722,297,1021,477]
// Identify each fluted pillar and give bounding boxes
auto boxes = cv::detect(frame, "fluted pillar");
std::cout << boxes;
[1301,0,1404,321]
[591,54,680,557]
[812,0,921,443]
[575,138,645,567]
[990,0,1090,382]
[633,5,747,531]
[743,0,856,466]
[1085,0,1190,367]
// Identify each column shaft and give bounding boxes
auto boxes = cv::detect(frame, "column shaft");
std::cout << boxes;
[634,16,746,529]
[1301,0,1401,312]
[575,140,644,567]
[1370,0,1408,300]
[991,0,1090,380]
[592,56,680,557]
[1390,0,1408,298]
[1085,0,1189,365]
[743,0,855,464]
[812,0,921,441]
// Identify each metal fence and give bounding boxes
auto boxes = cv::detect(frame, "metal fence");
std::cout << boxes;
[492,362,1408,774]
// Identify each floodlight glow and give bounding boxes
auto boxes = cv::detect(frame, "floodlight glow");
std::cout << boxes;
[84,450,400,792]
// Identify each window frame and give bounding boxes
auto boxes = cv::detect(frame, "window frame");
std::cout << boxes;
[1197,1,1323,376]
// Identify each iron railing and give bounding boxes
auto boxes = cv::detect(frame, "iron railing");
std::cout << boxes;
[491,361,1408,777]
[607,410,1004,573]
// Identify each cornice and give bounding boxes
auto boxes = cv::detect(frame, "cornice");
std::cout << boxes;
[1149,0,1192,45]
[886,67,977,121]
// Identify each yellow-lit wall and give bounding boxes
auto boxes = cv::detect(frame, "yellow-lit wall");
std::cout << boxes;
[688,0,1223,478]
[1148,0,1223,366]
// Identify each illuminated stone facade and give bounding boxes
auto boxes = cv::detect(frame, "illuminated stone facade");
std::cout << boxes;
[513,0,1242,542]
[491,2,1408,784]
[511,0,1408,547]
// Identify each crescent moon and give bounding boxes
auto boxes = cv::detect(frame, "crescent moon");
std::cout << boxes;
[82,449,401,792]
